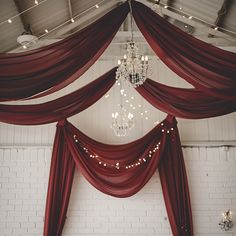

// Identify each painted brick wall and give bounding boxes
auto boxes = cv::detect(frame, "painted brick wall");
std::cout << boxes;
[0,146,235,236]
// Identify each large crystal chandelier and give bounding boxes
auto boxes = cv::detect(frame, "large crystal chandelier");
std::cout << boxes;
[111,105,134,137]
[115,8,149,87]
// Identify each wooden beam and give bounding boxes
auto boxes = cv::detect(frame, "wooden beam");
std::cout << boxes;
[67,0,73,19]
[209,0,233,37]
[13,0,28,32]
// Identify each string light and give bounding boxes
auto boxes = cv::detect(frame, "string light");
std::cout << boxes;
[71,18,75,23]
[95,4,99,9]
[73,122,175,170]
[153,2,236,36]
[2,0,106,50]
[0,0,47,26]
[44,29,49,33]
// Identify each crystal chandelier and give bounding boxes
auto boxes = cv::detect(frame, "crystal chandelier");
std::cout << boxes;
[115,9,149,87]
[111,105,134,137]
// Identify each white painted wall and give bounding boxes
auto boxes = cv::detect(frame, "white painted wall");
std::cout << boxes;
[0,57,236,235]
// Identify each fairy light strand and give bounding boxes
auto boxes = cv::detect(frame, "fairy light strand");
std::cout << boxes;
[73,123,175,170]
[16,0,106,49]
[0,0,48,26]
[153,1,236,36]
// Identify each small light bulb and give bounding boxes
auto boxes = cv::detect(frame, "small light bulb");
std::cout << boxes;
[71,18,75,23]
[184,25,188,28]
[22,45,27,49]
[145,55,148,61]
[123,54,127,60]
[8,19,12,23]
[141,55,145,61]
[179,7,182,10]
[118,59,121,65]
[95,4,99,8]
[35,0,39,5]
[45,29,49,33]
[164,5,168,9]
[131,96,134,100]
[214,26,219,31]
[188,16,193,19]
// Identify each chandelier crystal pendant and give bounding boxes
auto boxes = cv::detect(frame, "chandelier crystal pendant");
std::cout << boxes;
[111,105,134,137]
[115,6,149,88]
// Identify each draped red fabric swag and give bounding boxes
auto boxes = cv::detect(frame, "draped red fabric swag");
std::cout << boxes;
[0,68,116,125]
[131,1,236,101]
[1,68,235,125]
[1,1,236,236]
[0,2,129,101]
[44,116,193,236]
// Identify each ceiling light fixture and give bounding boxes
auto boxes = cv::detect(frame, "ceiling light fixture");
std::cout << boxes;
[115,1,149,88]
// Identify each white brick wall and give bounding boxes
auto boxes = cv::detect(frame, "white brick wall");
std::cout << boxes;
[0,146,236,236]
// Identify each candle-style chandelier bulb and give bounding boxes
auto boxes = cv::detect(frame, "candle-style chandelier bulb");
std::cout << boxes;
[115,6,150,88]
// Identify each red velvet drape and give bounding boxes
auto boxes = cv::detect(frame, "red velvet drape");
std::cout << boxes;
[0,68,116,125]
[131,1,236,101]
[44,120,75,236]
[1,68,235,125]
[159,118,193,236]
[137,78,236,119]
[0,2,129,101]
[44,116,193,236]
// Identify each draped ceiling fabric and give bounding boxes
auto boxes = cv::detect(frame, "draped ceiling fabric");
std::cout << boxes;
[0,68,116,125]
[0,2,129,101]
[1,0,236,236]
[44,116,193,236]
[131,1,236,101]
[0,69,235,125]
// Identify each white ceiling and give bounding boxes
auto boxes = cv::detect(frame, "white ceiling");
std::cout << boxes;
[0,0,236,53]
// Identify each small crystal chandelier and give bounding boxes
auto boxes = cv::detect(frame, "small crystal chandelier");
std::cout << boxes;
[115,6,149,87]
[219,210,233,231]
[111,105,134,137]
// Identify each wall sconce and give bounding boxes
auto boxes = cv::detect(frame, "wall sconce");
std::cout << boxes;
[219,210,233,231]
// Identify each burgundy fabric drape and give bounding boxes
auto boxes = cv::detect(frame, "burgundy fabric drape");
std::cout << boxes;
[0,67,116,125]
[0,2,129,101]
[159,117,193,236]
[132,1,236,101]
[1,67,235,125]
[44,120,75,236]
[43,115,193,236]
[137,78,236,119]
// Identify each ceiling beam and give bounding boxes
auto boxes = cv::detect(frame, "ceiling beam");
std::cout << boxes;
[51,0,120,36]
[214,0,232,27]
[209,0,233,37]
[13,0,29,33]
[67,0,73,19]
[143,0,236,41]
